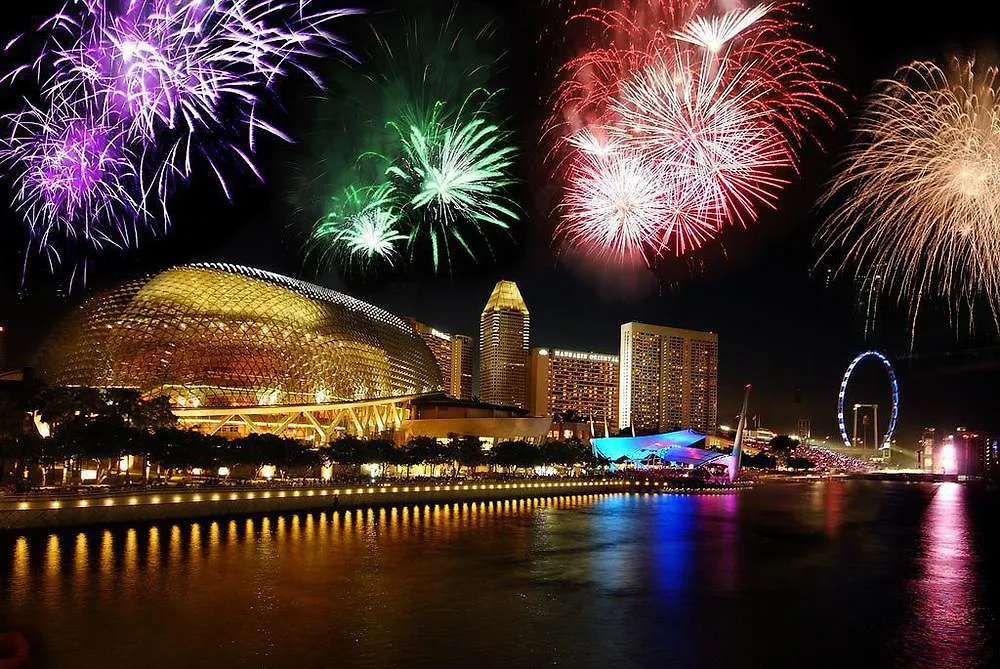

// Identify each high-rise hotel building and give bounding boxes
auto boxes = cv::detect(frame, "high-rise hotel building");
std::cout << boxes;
[479,280,530,408]
[408,319,474,400]
[619,322,718,433]
[529,348,619,424]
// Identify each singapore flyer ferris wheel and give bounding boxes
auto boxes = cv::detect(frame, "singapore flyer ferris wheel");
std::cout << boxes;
[837,351,899,451]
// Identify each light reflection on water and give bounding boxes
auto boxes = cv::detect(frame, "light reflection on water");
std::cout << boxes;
[900,482,984,668]
[0,484,995,669]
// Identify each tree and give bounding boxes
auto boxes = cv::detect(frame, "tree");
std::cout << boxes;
[768,435,799,456]
[401,436,448,476]
[148,428,223,475]
[742,452,777,469]
[224,433,318,479]
[491,441,541,474]
[322,435,365,474]
[53,413,140,483]
[0,380,42,486]
[38,386,105,426]
[447,435,485,475]
[130,395,176,432]
[362,439,397,478]
[785,456,816,471]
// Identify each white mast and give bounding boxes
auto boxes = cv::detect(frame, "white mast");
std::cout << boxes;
[729,384,752,483]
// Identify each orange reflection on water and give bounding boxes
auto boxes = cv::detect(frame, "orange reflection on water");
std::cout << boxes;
[8,537,30,606]
[824,478,845,538]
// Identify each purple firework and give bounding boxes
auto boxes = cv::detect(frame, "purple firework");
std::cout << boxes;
[53,1,357,145]
[0,92,145,257]
[1,0,358,273]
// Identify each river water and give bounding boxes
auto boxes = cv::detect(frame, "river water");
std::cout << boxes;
[0,480,996,668]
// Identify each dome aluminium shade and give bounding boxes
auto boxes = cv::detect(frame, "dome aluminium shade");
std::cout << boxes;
[37,264,442,408]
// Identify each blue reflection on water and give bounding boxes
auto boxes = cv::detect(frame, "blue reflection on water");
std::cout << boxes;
[650,495,696,596]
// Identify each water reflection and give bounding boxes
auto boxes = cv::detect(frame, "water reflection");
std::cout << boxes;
[0,486,995,669]
[651,495,695,596]
[903,483,984,667]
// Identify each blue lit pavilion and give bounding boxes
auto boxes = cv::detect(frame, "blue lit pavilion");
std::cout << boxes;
[590,429,733,468]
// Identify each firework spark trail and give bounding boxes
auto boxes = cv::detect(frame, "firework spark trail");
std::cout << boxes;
[1,0,357,276]
[817,57,1000,332]
[311,183,406,267]
[305,10,519,278]
[0,92,146,260]
[671,3,772,52]
[386,94,518,270]
[549,0,837,265]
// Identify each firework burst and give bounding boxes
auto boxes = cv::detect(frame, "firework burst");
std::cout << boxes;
[1,0,357,278]
[311,183,406,268]
[559,130,718,260]
[0,92,146,261]
[304,8,518,277]
[549,0,837,265]
[387,94,518,270]
[817,57,1000,332]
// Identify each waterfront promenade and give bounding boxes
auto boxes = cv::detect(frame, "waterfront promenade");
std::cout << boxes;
[0,478,748,530]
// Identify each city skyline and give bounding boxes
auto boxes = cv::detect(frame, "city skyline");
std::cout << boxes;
[3,261,997,445]
[1,0,999,446]
[1,4,999,669]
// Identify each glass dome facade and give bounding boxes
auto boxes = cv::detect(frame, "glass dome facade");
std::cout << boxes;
[37,264,442,408]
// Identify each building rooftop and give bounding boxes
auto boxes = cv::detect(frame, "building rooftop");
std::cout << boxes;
[411,393,530,416]
[482,280,529,315]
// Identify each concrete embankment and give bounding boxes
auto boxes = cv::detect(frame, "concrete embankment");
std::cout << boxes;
[0,479,749,530]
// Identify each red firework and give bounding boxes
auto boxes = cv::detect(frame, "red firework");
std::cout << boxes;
[549,0,838,264]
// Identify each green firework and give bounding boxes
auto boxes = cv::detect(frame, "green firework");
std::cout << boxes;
[311,183,407,267]
[301,5,518,277]
[387,92,518,270]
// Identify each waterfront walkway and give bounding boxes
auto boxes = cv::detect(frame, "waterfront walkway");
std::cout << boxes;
[0,478,748,530]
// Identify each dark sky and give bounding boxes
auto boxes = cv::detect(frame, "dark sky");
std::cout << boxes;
[1,0,999,445]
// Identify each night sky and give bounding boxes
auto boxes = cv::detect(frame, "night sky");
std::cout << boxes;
[2,0,999,445]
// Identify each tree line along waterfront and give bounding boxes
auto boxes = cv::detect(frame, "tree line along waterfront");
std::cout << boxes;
[0,383,603,491]
[0,382,823,495]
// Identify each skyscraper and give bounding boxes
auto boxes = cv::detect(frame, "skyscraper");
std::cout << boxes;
[528,348,618,425]
[619,322,718,433]
[451,334,474,400]
[408,319,474,400]
[479,280,530,408]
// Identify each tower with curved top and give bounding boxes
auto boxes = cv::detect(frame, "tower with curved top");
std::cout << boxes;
[479,280,530,409]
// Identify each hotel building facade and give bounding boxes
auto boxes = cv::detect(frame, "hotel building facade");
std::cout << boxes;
[528,348,618,426]
[408,319,474,400]
[479,280,530,409]
[618,322,718,434]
